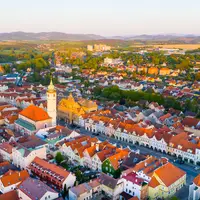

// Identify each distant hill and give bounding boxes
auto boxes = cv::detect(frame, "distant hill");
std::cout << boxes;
[120,34,200,43]
[0,32,105,41]
[0,32,200,43]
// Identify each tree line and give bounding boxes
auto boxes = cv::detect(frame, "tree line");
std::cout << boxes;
[94,85,200,116]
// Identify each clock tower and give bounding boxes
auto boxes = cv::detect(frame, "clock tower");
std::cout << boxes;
[47,78,57,126]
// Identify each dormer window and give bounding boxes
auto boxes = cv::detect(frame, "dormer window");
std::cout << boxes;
[178,145,182,150]
[187,149,192,154]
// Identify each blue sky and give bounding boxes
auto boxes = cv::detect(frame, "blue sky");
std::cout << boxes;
[0,0,200,35]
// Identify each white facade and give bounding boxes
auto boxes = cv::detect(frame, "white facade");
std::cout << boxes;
[61,145,84,166]
[122,177,143,199]
[0,179,20,194]
[12,146,46,169]
[18,190,59,200]
[92,154,102,171]
[62,173,76,189]
[189,182,200,200]
[47,80,57,126]
[0,149,12,161]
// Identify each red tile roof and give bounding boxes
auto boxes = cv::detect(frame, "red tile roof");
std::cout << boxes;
[20,105,51,121]
[0,190,19,200]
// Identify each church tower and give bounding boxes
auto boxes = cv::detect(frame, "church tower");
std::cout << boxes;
[47,77,57,126]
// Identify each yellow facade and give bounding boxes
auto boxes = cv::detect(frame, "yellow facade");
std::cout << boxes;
[148,172,186,200]
[58,93,97,124]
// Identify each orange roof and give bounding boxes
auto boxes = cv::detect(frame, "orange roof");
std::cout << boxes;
[170,132,188,146]
[129,197,139,200]
[96,149,113,162]
[154,162,185,187]
[85,145,96,157]
[132,156,168,177]
[108,150,129,170]
[148,176,160,188]
[56,125,65,131]
[0,170,29,187]
[77,144,91,158]
[19,105,51,121]
[193,174,200,186]
[0,161,10,167]
[5,115,18,124]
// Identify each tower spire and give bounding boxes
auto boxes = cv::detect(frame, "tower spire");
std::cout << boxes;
[48,75,55,92]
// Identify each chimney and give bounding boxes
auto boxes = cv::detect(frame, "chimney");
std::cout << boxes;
[96,144,99,152]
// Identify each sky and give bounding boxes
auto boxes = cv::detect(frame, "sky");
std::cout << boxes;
[0,0,200,36]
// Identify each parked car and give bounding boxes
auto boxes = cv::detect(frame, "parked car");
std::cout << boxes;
[92,132,99,136]
[174,159,184,164]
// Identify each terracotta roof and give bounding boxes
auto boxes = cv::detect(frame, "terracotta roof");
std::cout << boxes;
[96,149,113,162]
[132,156,168,177]
[108,150,129,170]
[0,190,19,200]
[182,117,200,127]
[0,161,10,167]
[0,170,29,187]
[159,113,171,122]
[154,162,185,187]
[169,132,188,146]
[19,105,51,121]
[0,142,13,154]
[85,145,96,157]
[193,174,200,187]
[30,157,70,181]
[148,176,160,188]
[129,197,139,200]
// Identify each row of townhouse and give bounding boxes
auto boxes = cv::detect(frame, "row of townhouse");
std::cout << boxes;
[78,113,200,165]
[58,135,131,177]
